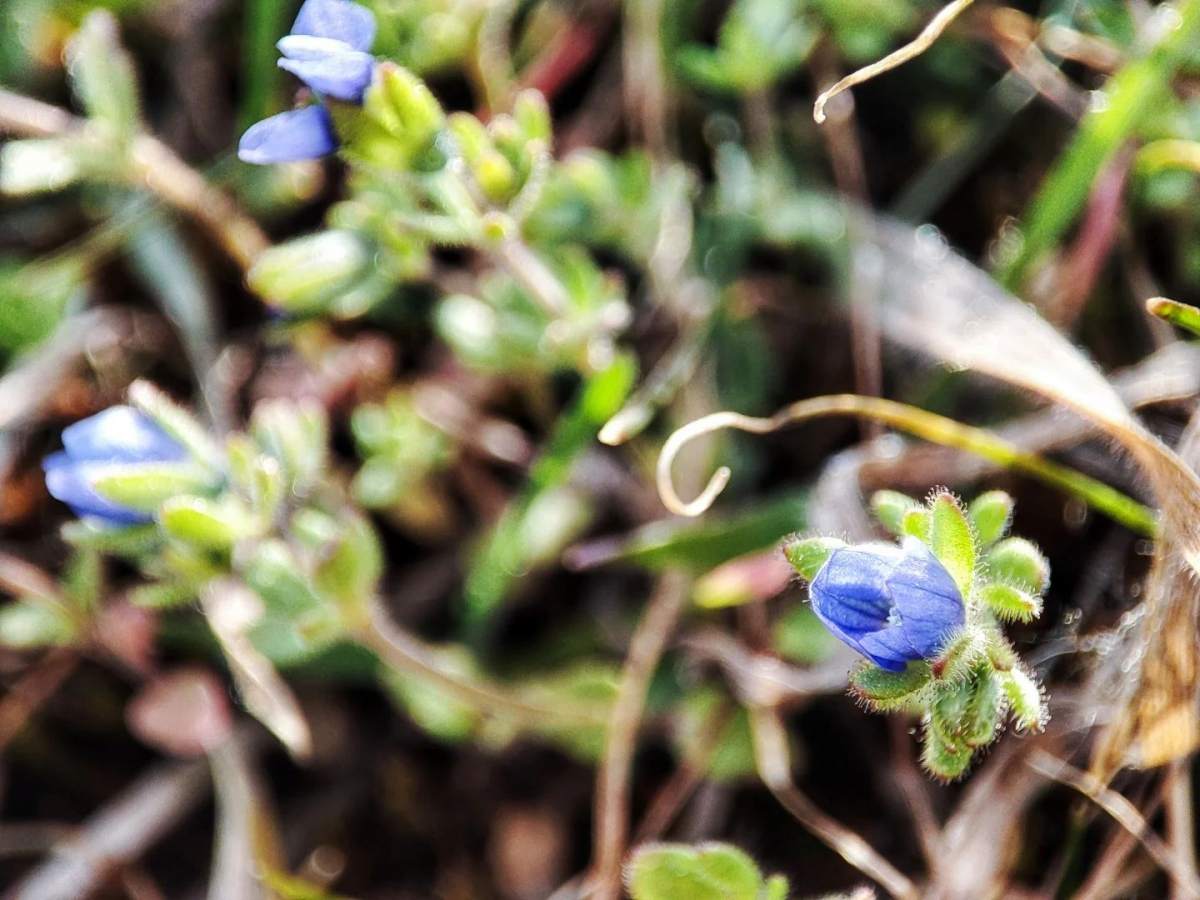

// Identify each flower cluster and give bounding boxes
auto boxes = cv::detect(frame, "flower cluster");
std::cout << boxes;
[239,0,377,164]
[784,490,1048,780]
[35,385,386,753]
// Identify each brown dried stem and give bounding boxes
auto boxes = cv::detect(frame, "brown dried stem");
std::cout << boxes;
[590,570,691,900]
[0,87,268,272]
[750,706,920,900]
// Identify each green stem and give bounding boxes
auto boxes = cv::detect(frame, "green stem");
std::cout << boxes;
[1146,296,1200,339]
[357,596,608,730]
[996,0,1200,290]
[239,0,290,131]
[658,394,1157,536]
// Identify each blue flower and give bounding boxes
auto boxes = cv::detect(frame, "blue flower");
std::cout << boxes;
[238,0,376,165]
[43,407,188,526]
[809,536,965,672]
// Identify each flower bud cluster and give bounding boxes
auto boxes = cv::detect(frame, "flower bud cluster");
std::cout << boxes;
[784,490,1048,780]
[41,384,383,669]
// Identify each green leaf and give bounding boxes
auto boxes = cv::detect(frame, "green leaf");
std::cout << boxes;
[242,540,324,615]
[763,874,789,900]
[901,506,930,542]
[90,463,216,511]
[463,357,635,624]
[259,867,356,900]
[247,231,369,314]
[928,492,975,596]
[65,11,141,140]
[677,690,757,782]
[251,399,330,494]
[62,520,161,557]
[931,668,1002,749]
[871,490,919,537]
[967,491,1014,548]
[128,581,195,610]
[626,843,767,900]
[239,0,292,130]
[571,490,808,572]
[978,582,1042,623]
[996,0,1200,290]
[381,644,484,743]
[159,497,262,550]
[985,537,1049,594]
[1002,666,1045,732]
[1147,297,1200,339]
[781,536,844,581]
[513,89,552,145]
[963,670,1003,748]
[128,381,224,472]
[0,602,76,648]
[60,547,102,612]
[0,257,84,357]
[352,62,446,169]
[0,140,87,196]
[850,662,931,710]
[125,209,220,380]
[931,626,987,684]
[772,605,835,665]
[921,720,974,782]
[312,512,384,612]
[520,662,619,761]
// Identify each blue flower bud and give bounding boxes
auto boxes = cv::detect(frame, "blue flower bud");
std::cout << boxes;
[277,36,375,103]
[43,406,188,526]
[239,106,339,165]
[291,0,376,52]
[238,0,377,165]
[809,536,965,672]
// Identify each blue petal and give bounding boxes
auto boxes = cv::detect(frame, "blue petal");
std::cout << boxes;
[238,106,338,164]
[858,627,921,672]
[277,39,375,103]
[62,406,187,466]
[292,0,376,52]
[888,537,965,658]
[43,453,150,526]
[809,539,966,671]
[809,543,901,637]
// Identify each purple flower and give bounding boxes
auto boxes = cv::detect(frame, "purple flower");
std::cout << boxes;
[43,407,187,526]
[238,0,376,165]
[809,537,965,672]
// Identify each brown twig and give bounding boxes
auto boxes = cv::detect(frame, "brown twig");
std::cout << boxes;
[887,717,942,868]
[813,0,976,123]
[590,570,691,900]
[750,706,920,900]
[1027,750,1197,895]
[0,650,80,755]
[622,0,673,160]
[360,595,607,730]
[1166,759,1200,900]
[0,87,268,272]
[7,757,212,900]
[810,48,882,440]
[632,701,733,844]
[680,629,853,708]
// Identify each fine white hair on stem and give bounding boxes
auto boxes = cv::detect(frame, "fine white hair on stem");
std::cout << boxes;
[814,0,977,124]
